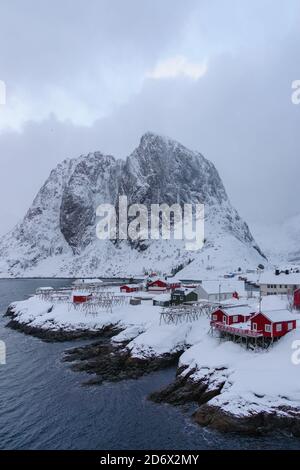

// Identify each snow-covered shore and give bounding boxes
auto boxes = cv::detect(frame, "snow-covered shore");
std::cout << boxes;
[5,292,300,435]
[176,328,300,434]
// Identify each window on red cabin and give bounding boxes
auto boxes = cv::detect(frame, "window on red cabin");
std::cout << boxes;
[223,315,227,324]
[232,315,238,323]
[288,322,294,330]
[265,324,271,333]
[212,314,217,321]
[252,323,257,331]
[276,323,282,332]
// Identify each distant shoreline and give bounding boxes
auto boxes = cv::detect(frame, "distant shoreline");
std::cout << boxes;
[0,277,136,281]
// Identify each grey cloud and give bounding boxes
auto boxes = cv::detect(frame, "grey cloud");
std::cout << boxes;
[0,0,299,235]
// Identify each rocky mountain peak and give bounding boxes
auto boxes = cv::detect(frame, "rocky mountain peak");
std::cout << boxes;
[0,134,266,277]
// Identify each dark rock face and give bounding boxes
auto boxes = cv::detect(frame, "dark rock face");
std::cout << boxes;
[63,339,183,385]
[150,366,224,406]
[149,365,300,437]
[120,133,227,206]
[60,154,118,252]
[193,404,300,437]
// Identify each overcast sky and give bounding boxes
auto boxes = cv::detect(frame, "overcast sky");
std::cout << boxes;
[0,0,299,236]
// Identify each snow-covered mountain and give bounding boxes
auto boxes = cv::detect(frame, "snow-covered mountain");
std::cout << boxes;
[253,214,300,265]
[0,132,266,277]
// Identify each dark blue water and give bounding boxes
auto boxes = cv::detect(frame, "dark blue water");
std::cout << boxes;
[0,279,299,450]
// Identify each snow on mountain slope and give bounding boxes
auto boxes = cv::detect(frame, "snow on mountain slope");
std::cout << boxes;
[253,214,300,265]
[0,132,266,277]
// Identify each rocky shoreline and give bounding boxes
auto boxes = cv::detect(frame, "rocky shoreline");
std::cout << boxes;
[5,303,300,437]
[149,365,224,406]
[4,305,120,342]
[150,365,300,437]
[193,404,300,437]
[63,340,182,385]
[5,304,182,385]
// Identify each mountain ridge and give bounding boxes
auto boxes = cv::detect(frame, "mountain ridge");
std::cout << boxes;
[0,132,267,277]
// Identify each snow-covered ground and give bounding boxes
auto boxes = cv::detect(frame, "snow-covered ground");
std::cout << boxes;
[180,326,300,418]
[6,289,300,421]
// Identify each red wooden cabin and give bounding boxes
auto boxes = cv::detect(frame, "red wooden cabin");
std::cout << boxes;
[250,310,297,338]
[211,306,255,326]
[147,279,168,292]
[120,284,140,293]
[72,291,92,303]
[294,288,300,309]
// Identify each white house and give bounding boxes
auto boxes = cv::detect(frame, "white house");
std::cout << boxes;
[257,273,300,296]
[194,280,243,302]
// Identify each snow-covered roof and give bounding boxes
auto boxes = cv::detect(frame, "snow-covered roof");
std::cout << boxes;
[221,305,255,317]
[253,309,298,323]
[72,290,91,296]
[133,292,154,299]
[228,321,251,330]
[153,293,171,301]
[258,273,300,286]
[148,278,167,285]
[173,288,195,295]
[166,277,181,283]
[220,298,247,306]
[200,280,242,294]
[121,283,141,288]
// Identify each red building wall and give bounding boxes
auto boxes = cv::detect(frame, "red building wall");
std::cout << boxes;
[251,313,296,338]
[120,285,138,293]
[226,314,246,325]
[251,313,272,337]
[272,319,296,337]
[211,309,247,325]
[294,289,300,309]
[211,309,224,323]
[73,294,91,303]
[148,280,168,290]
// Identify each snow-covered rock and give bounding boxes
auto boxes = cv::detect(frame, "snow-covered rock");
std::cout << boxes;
[0,132,266,277]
